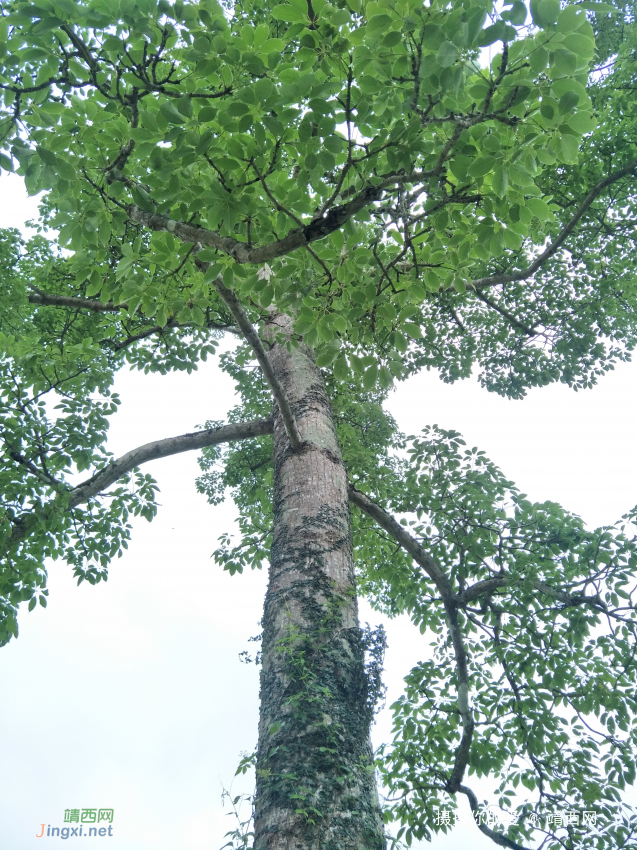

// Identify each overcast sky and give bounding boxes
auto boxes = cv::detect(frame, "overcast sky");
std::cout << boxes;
[1,171,637,849]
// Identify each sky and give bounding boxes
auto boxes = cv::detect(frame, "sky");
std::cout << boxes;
[1,170,637,850]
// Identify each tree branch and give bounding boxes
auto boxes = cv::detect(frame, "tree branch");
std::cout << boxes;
[26,287,240,339]
[7,418,273,550]
[474,291,537,336]
[207,274,303,451]
[455,575,607,612]
[472,159,637,290]
[28,287,124,312]
[348,486,475,791]
[348,485,453,598]
[69,418,273,506]
[127,185,384,264]
[126,159,636,281]
[5,447,67,491]
[456,784,531,850]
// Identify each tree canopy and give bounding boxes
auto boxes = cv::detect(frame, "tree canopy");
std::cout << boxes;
[2,0,637,847]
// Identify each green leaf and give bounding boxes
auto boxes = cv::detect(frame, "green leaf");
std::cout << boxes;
[492,166,508,198]
[526,197,551,221]
[271,4,307,22]
[577,1,616,10]
[359,76,383,95]
[502,1,527,26]
[556,5,588,34]
[198,248,220,263]
[562,33,595,62]
[0,153,14,172]
[362,362,378,388]
[558,91,579,114]
[368,14,393,32]
[333,353,349,380]
[529,45,549,73]
[468,156,495,178]
[255,78,275,101]
[383,31,402,47]
[159,101,187,124]
[176,95,193,118]
[478,22,505,47]
[559,133,579,162]
[533,0,560,28]
[315,339,341,366]
[565,111,597,135]
[540,101,555,120]
[37,146,57,166]
[536,148,557,165]
[332,313,347,334]
[378,365,393,388]
[403,323,423,339]
[552,48,578,76]
[436,41,459,68]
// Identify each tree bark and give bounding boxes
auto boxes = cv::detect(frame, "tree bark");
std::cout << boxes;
[253,313,386,850]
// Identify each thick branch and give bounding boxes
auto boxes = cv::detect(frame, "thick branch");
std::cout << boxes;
[455,575,607,612]
[456,577,509,606]
[7,418,273,550]
[445,603,475,794]
[207,274,303,451]
[126,160,636,283]
[127,185,383,264]
[28,289,123,312]
[348,486,475,789]
[348,485,454,599]
[26,288,239,339]
[472,159,637,290]
[68,418,273,506]
[456,784,530,850]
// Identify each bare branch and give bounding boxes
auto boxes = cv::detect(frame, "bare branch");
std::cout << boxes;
[348,485,453,599]
[68,418,273,506]
[6,418,273,552]
[207,273,303,452]
[456,783,531,850]
[28,288,124,313]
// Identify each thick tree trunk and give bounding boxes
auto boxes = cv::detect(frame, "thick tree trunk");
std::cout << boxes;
[253,313,386,850]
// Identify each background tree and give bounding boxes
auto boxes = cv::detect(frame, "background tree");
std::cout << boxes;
[1,0,637,848]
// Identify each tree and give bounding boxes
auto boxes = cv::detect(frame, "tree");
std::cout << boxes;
[1,0,637,847]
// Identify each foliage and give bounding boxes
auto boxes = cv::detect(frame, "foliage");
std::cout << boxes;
[374,427,637,847]
[0,228,160,645]
[0,0,635,397]
[1,0,637,847]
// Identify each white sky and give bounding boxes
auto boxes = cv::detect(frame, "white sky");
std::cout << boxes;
[1,171,636,849]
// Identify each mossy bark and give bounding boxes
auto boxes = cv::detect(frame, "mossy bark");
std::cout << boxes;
[253,313,386,850]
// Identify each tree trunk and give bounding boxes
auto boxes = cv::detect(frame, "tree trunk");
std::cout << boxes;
[253,313,386,850]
